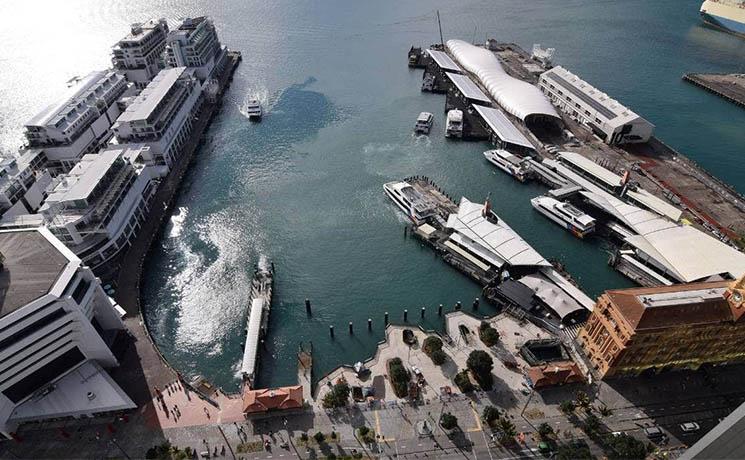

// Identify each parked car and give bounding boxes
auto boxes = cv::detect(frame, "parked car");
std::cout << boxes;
[680,422,700,433]
[644,426,665,439]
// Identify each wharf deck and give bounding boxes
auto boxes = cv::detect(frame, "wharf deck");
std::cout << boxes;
[410,42,745,246]
[683,73,745,109]
[404,175,459,222]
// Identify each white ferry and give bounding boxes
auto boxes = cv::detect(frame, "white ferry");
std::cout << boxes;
[483,149,531,182]
[445,109,463,138]
[245,99,262,120]
[530,196,596,238]
[383,181,436,225]
[414,112,434,134]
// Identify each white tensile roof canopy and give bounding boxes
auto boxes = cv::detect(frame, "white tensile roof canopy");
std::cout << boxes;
[446,40,560,123]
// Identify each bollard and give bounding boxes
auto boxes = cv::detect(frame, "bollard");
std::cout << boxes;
[455,301,462,311]
[385,311,389,325]
[329,325,334,338]
[438,304,443,316]
[473,298,479,310]
[404,309,408,322]
[421,307,426,318]
[368,318,373,331]
[305,299,312,315]
[349,322,354,335]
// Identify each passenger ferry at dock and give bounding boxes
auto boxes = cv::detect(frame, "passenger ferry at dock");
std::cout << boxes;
[445,109,463,138]
[483,149,531,182]
[383,180,436,225]
[531,196,596,238]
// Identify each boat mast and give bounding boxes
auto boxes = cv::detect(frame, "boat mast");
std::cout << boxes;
[437,10,444,47]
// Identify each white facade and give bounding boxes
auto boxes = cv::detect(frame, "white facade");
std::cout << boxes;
[113,67,203,171]
[40,145,159,271]
[539,66,654,144]
[0,151,52,219]
[24,71,128,173]
[0,227,133,438]
[164,17,227,81]
[112,19,170,88]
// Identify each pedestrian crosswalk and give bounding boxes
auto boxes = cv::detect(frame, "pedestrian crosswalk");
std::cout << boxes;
[563,323,583,340]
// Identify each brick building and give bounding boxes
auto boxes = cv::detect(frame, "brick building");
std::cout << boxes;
[578,276,745,378]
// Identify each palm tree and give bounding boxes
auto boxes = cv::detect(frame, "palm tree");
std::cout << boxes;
[574,390,591,410]
[496,417,517,443]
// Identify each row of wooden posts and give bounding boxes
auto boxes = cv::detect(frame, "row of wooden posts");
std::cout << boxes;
[304,298,480,338]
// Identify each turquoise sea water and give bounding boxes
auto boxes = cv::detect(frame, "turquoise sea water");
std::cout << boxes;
[1,0,745,390]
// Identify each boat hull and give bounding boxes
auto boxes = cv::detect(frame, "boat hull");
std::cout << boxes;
[701,1,745,38]
[384,185,422,225]
[485,155,526,182]
[531,200,592,238]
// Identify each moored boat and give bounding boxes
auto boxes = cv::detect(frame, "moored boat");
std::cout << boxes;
[531,195,596,238]
[383,180,436,225]
[483,149,531,182]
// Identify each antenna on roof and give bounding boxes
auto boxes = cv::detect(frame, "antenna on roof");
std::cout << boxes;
[436,10,444,47]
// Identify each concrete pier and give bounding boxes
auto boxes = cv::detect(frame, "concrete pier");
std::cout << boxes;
[684,73,745,109]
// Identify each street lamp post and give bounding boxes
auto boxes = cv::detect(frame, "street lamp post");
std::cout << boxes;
[109,437,131,460]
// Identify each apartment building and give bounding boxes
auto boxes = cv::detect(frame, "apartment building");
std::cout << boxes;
[164,17,227,81]
[539,66,654,145]
[0,227,134,438]
[23,71,128,173]
[0,150,52,219]
[111,19,170,88]
[112,67,203,171]
[577,277,745,378]
[39,145,159,272]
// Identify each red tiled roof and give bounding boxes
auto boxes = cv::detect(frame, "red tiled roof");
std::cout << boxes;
[526,361,584,389]
[604,281,736,330]
[243,386,303,414]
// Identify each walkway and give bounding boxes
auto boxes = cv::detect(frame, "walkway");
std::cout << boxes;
[112,53,242,406]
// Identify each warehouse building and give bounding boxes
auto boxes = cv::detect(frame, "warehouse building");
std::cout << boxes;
[539,66,654,144]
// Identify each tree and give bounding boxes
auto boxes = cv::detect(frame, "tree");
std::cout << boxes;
[300,433,309,442]
[466,350,494,390]
[575,390,591,410]
[598,404,613,417]
[482,405,500,426]
[560,400,576,414]
[556,443,593,460]
[454,370,475,393]
[423,336,443,356]
[357,426,375,444]
[582,414,601,434]
[605,433,647,460]
[440,412,458,430]
[537,422,554,439]
[388,358,411,398]
[314,432,326,444]
[322,380,351,408]
[479,322,500,347]
[495,417,517,442]
[431,349,447,365]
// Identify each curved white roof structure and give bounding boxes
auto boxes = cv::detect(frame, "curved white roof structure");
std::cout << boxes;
[446,40,560,123]
[446,198,551,268]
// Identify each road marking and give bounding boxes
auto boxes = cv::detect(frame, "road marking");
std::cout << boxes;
[466,431,478,460]
[469,403,483,432]
[480,426,495,460]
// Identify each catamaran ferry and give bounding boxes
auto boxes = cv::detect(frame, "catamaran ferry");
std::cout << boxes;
[445,109,463,138]
[483,149,531,182]
[531,195,596,238]
[383,180,436,225]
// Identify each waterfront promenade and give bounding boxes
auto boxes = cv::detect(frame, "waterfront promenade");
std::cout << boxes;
[110,52,242,407]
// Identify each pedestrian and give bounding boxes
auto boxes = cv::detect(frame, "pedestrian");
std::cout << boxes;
[221,445,226,456]
[213,446,218,457]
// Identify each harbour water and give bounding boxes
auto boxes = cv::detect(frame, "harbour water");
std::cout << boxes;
[2,0,745,390]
